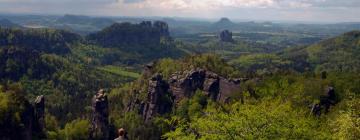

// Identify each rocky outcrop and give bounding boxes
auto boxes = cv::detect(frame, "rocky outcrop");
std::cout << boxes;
[90,89,110,140]
[170,69,207,102]
[311,86,338,116]
[33,95,45,138]
[170,69,245,103]
[220,30,234,42]
[203,72,220,100]
[218,78,242,103]
[153,21,170,37]
[129,68,249,122]
[88,21,171,47]
[142,74,173,122]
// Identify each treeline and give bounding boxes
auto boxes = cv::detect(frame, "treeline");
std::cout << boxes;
[0,27,81,54]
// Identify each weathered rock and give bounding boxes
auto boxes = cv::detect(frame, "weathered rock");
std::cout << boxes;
[217,78,242,103]
[169,69,243,103]
[170,69,207,102]
[220,30,234,42]
[142,74,173,122]
[129,69,250,122]
[143,62,155,78]
[203,72,220,100]
[33,95,45,138]
[90,89,110,140]
[153,21,170,37]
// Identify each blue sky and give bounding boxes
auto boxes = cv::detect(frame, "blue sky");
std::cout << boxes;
[0,0,359,22]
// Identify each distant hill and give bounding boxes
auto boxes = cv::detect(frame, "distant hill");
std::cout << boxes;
[230,30,360,74]
[0,19,23,28]
[87,21,171,47]
[56,14,114,28]
[212,17,237,30]
[54,14,115,34]
[281,30,360,72]
[0,28,81,54]
[87,21,185,63]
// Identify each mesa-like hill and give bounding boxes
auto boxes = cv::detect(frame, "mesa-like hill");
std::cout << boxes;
[87,21,186,64]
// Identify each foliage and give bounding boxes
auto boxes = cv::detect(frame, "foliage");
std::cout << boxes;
[0,27,81,54]
[154,54,240,79]
[164,72,360,140]
[58,119,90,140]
[96,65,141,79]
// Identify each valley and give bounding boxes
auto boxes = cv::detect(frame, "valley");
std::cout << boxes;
[0,14,359,140]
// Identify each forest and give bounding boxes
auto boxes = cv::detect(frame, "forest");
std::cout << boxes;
[0,15,359,140]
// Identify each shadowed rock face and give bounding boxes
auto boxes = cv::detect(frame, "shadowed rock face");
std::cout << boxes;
[218,78,242,103]
[128,67,249,122]
[220,30,234,42]
[169,69,207,102]
[90,89,109,140]
[33,95,45,138]
[142,74,173,122]
[170,69,244,103]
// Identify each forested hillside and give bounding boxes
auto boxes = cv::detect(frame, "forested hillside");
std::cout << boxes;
[0,21,359,140]
[0,21,185,139]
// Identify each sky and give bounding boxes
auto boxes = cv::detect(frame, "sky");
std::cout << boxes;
[0,0,359,22]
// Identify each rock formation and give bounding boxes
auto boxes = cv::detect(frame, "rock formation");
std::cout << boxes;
[153,21,170,37]
[169,69,207,102]
[90,89,110,140]
[87,21,171,47]
[219,30,234,42]
[170,69,245,103]
[142,74,173,122]
[129,67,250,122]
[33,95,45,138]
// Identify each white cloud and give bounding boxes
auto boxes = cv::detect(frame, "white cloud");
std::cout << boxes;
[119,0,277,10]
[0,0,359,22]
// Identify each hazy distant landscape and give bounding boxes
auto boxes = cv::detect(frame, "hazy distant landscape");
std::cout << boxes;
[0,0,360,140]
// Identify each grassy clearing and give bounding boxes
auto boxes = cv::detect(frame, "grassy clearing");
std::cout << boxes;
[97,65,141,79]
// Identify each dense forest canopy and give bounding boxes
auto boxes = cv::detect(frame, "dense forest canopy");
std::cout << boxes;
[0,15,359,140]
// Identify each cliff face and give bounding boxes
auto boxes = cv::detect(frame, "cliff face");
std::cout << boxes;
[87,21,171,47]
[33,95,46,138]
[89,89,110,140]
[129,67,249,122]
[170,69,246,103]
[219,30,234,42]
[142,74,173,122]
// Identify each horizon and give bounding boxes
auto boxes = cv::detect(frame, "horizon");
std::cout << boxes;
[0,0,360,23]
[1,12,359,25]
